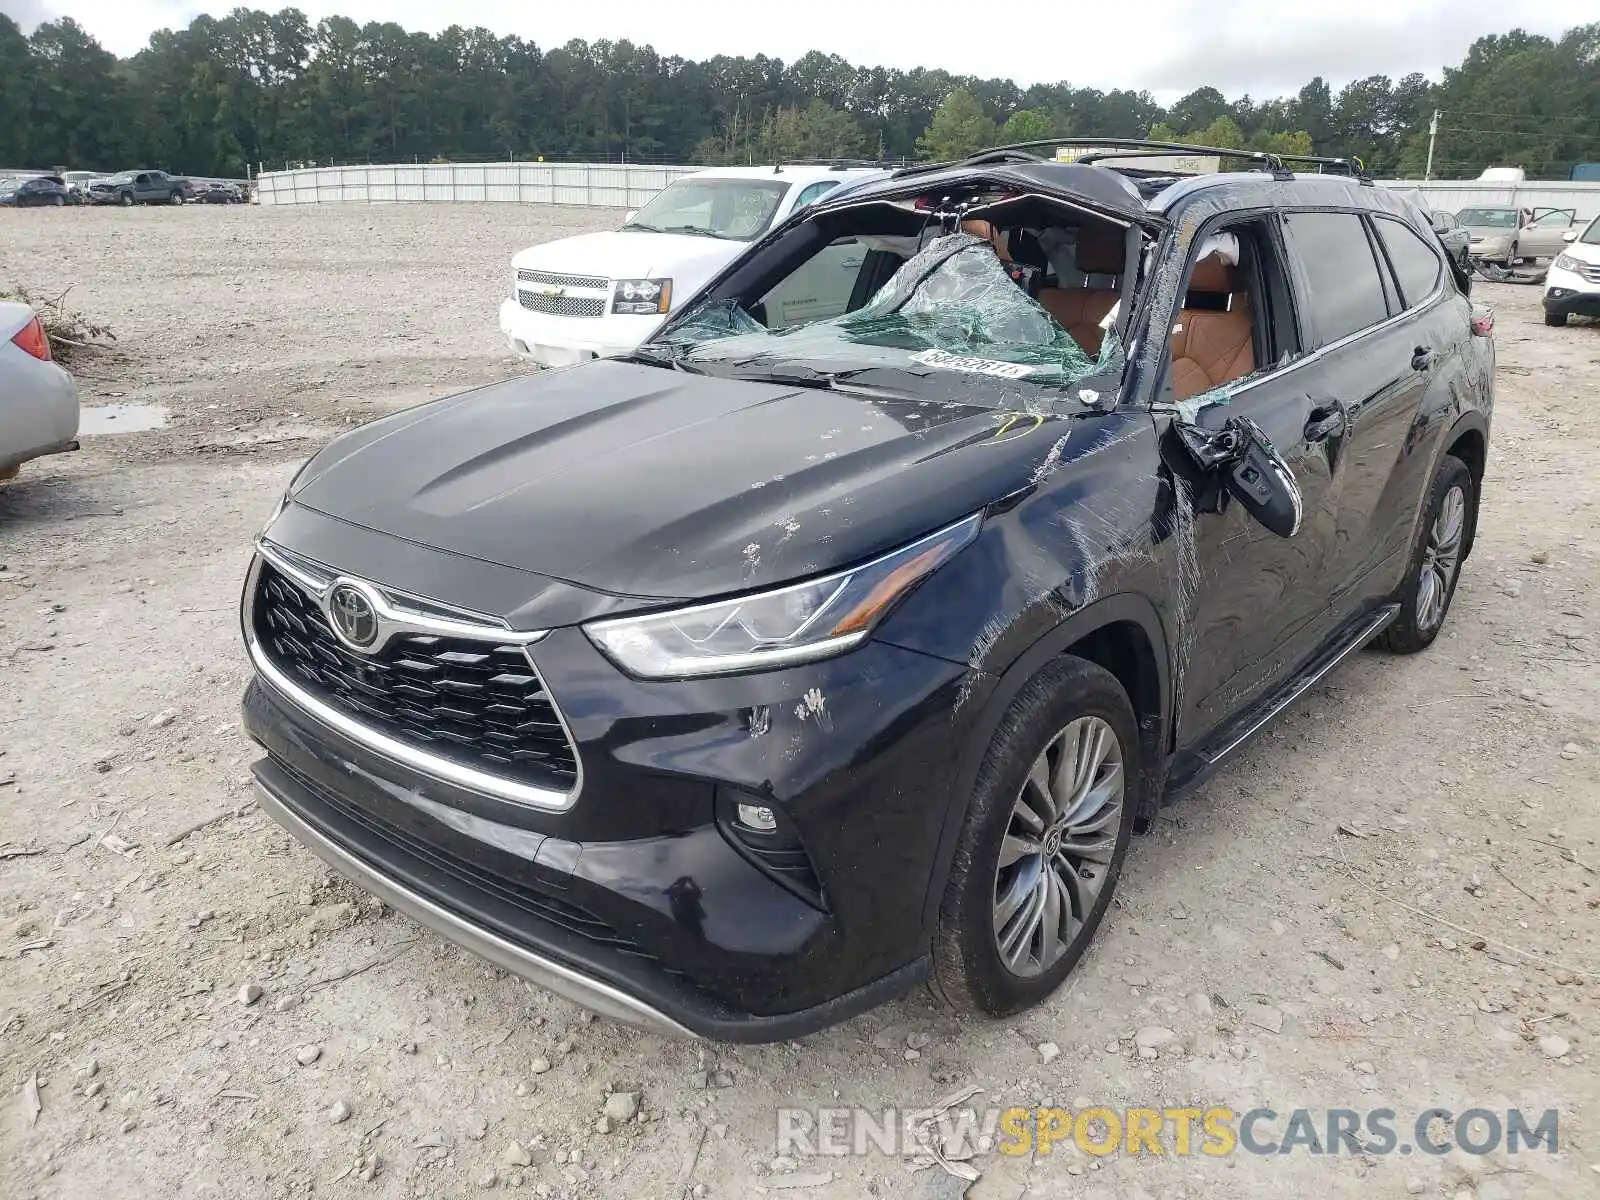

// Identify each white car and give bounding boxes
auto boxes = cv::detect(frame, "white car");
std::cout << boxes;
[0,302,79,482]
[498,165,888,368]
[1544,214,1600,327]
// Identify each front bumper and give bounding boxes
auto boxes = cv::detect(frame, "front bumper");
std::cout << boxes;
[240,540,969,1039]
[496,298,662,367]
[252,763,701,1035]
[1543,263,1600,318]
[1469,237,1514,263]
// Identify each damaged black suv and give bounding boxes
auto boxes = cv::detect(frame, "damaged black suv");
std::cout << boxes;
[241,140,1494,1040]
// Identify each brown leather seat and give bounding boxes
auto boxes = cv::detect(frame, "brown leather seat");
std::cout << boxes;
[1035,223,1123,355]
[1169,254,1255,401]
[961,219,1011,260]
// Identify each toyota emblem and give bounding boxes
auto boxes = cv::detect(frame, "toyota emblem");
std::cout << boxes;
[327,583,380,650]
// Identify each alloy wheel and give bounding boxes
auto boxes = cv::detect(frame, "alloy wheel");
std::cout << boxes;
[992,715,1124,977]
[1416,484,1465,631]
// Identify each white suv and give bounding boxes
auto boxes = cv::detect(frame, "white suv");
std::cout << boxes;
[1544,214,1600,327]
[498,165,887,368]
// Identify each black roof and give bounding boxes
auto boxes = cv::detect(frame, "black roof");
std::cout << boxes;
[820,139,1372,228]
[821,158,1159,227]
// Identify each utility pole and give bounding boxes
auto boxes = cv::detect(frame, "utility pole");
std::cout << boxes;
[1424,109,1440,181]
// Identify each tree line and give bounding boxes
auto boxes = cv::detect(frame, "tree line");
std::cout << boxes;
[2,11,1596,181]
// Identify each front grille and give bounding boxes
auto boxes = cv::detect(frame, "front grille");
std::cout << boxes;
[517,268,610,290]
[517,290,606,318]
[278,761,649,958]
[252,563,578,791]
[1573,260,1600,283]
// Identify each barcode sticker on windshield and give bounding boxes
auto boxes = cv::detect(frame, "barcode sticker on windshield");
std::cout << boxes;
[910,349,1036,380]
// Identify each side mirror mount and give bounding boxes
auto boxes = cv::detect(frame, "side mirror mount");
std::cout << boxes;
[1562,229,1579,243]
[1174,414,1303,538]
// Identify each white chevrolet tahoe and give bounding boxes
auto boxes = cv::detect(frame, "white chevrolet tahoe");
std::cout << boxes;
[498,165,887,367]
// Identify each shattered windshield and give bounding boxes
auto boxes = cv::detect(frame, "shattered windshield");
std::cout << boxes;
[649,232,1124,408]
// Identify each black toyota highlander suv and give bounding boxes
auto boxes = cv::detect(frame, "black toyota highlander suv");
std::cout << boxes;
[241,140,1494,1041]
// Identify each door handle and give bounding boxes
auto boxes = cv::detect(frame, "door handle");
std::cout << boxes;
[1411,346,1433,371]
[1304,402,1346,443]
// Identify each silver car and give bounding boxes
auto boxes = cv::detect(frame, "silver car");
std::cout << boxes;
[0,302,80,482]
[1457,206,1578,265]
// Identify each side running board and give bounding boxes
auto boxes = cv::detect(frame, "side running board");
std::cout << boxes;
[1198,604,1400,766]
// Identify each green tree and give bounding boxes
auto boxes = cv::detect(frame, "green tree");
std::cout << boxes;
[916,88,998,160]
[1248,129,1315,156]
[1001,107,1056,144]
[0,16,36,166]
[1148,116,1245,150]
[6,11,1595,179]
[758,101,870,162]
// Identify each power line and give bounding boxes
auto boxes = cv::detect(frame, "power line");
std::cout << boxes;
[1439,109,1599,125]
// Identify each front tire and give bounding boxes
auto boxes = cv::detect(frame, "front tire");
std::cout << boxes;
[1379,455,1474,654]
[170,191,183,205]
[120,192,133,207]
[52,194,65,207]
[931,656,1140,1017]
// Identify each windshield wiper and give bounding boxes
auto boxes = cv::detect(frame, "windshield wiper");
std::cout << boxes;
[663,225,737,240]
[720,363,910,393]
[622,221,665,233]
[621,344,710,374]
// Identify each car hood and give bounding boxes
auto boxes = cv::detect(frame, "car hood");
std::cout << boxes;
[289,360,1072,603]
[511,230,743,287]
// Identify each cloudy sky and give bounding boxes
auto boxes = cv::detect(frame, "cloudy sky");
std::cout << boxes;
[3,0,1593,101]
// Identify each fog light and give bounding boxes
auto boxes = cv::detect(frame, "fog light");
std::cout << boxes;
[736,802,778,833]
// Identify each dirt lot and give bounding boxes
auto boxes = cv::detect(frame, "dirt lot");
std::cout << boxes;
[1,204,1598,1200]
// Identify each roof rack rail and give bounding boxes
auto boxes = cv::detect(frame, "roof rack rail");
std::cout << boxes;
[1270,152,1369,179]
[892,138,1293,180]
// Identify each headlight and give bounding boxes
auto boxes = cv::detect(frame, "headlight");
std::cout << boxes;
[586,514,982,679]
[1554,253,1582,273]
[612,278,672,316]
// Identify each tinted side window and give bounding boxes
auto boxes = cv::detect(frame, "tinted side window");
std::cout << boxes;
[1284,212,1390,346]
[1373,217,1442,308]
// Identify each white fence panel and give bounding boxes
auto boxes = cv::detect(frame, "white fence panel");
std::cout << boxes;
[255,161,698,207]
[255,164,1600,218]
[1381,179,1600,217]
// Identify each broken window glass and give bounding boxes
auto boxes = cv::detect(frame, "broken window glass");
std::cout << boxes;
[652,232,1125,407]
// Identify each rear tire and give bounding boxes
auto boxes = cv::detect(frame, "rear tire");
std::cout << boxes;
[170,190,183,205]
[120,192,133,207]
[1544,311,1568,327]
[52,194,64,207]
[931,656,1140,1017]
[1379,455,1474,654]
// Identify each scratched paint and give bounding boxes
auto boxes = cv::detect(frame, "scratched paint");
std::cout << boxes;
[794,686,833,733]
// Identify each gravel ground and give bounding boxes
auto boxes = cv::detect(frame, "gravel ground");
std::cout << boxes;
[1,204,1597,1200]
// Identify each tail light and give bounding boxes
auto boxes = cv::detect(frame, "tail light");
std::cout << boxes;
[11,315,52,361]
[1470,307,1494,338]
